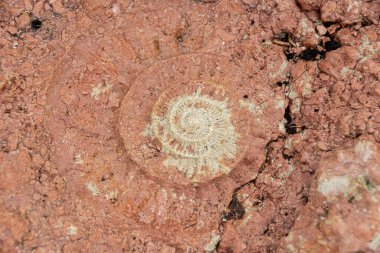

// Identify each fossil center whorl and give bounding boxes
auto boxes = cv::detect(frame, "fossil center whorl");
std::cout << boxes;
[173,107,212,141]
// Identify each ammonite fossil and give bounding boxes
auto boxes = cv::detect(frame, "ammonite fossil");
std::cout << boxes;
[149,83,239,179]
[118,55,259,185]
[47,47,285,249]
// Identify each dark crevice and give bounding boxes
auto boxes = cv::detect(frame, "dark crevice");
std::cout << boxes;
[284,51,296,60]
[276,80,289,87]
[222,194,245,220]
[350,132,362,139]
[274,31,290,42]
[284,104,305,134]
[323,40,341,51]
[284,104,292,124]
[294,0,302,10]
[284,105,297,134]
[286,124,299,134]
[323,21,338,27]
[299,48,320,61]
[282,153,293,160]
[285,48,325,62]
[301,194,309,205]
[361,17,372,27]
[31,19,42,30]
[320,28,342,52]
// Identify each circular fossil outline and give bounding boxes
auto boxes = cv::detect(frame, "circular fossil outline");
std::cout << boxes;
[169,98,214,142]
[118,53,254,185]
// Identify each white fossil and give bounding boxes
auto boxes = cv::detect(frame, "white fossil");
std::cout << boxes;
[148,85,239,179]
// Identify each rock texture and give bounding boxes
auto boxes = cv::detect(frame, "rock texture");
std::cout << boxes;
[280,137,380,252]
[0,0,379,252]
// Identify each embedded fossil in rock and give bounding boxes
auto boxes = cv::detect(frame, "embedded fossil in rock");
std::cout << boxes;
[122,79,250,185]
[118,55,262,186]
[42,43,284,250]
[147,84,239,179]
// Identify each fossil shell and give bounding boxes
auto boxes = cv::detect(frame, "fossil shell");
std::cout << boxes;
[150,83,239,178]
[119,54,255,185]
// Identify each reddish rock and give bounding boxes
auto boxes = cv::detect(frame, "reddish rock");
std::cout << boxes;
[218,222,246,252]
[0,0,379,251]
[295,0,323,11]
[279,137,380,253]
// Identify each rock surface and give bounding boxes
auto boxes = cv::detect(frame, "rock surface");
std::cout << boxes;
[0,0,379,252]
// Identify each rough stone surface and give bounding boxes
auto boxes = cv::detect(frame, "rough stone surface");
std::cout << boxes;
[280,137,380,253]
[0,0,379,252]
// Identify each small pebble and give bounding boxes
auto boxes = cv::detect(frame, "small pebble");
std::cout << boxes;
[17,13,30,28]
[316,25,327,36]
